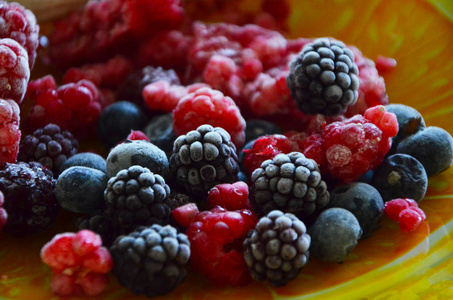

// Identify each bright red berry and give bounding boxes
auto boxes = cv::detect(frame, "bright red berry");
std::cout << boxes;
[172,202,200,228]
[384,198,418,222]
[40,230,112,297]
[126,130,149,142]
[208,181,251,210]
[186,206,258,286]
[398,206,426,233]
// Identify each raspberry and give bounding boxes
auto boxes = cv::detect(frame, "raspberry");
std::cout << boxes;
[286,132,328,174]
[143,81,190,113]
[40,230,112,297]
[398,206,426,233]
[173,87,246,148]
[62,55,132,89]
[322,106,398,182]
[25,77,103,134]
[0,190,7,230]
[242,134,291,176]
[17,123,79,176]
[135,30,193,72]
[0,1,39,68]
[0,99,21,163]
[125,130,149,142]
[186,206,258,286]
[375,55,397,74]
[47,0,184,68]
[384,198,418,222]
[208,181,252,210]
[0,38,30,105]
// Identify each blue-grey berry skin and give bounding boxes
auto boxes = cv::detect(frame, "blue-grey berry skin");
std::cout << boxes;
[395,126,453,177]
[97,101,147,148]
[56,166,108,214]
[59,152,106,175]
[385,104,426,154]
[144,113,176,157]
[371,154,428,203]
[245,120,282,143]
[308,208,362,262]
[106,140,169,178]
[328,182,384,239]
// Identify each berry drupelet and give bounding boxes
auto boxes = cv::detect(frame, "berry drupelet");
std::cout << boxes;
[287,38,359,115]
[110,224,190,297]
[18,123,78,176]
[169,124,240,198]
[0,161,58,236]
[243,210,310,286]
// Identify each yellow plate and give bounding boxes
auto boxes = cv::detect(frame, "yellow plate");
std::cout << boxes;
[1,0,453,299]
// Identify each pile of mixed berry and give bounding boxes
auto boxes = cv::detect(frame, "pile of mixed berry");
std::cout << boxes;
[0,0,452,297]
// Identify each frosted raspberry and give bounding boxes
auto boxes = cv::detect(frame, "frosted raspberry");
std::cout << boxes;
[208,181,252,210]
[143,80,189,112]
[62,55,132,89]
[47,0,184,68]
[242,134,291,175]
[286,131,328,174]
[173,87,246,148]
[25,77,103,135]
[186,206,258,286]
[135,30,193,71]
[0,190,7,230]
[125,130,149,142]
[40,230,112,297]
[0,98,20,163]
[323,106,398,182]
[203,54,242,99]
[0,38,30,105]
[0,1,39,68]
[375,55,397,74]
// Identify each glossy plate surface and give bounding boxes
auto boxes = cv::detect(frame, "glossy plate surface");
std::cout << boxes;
[1,0,453,299]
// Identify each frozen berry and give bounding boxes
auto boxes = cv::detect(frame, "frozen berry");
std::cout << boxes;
[395,126,453,177]
[172,202,199,228]
[97,101,146,148]
[385,104,426,154]
[287,38,359,115]
[106,139,169,178]
[0,38,30,104]
[0,190,8,230]
[186,206,258,286]
[371,154,428,203]
[328,182,384,239]
[56,166,108,214]
[77,210,118,247]
[40,230,112,297]
[398,206,426,233]
[17,123,79,176]
[59,152,106,174]
[384,198,418,223]
[126,130,149,142]
[0,99,21,163]
[0,161,58,236]
[173,87,246,148]
[143,113,176,157]
[308,207,362,262]
[0,1,39,68]
[208,181,251,210]
[244,119,282,143]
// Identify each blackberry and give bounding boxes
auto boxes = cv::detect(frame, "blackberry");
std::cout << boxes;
[166,191,192,210]
[76,210,118,247]
[250,152,329,220]
[117,66,180,108]
[243,210,310,286]
[110,224,190,297]
[17,123,78,176]
[104,165,171,234]
[169,125,240,198]
[287,38,359,116]
[0,161,59,236]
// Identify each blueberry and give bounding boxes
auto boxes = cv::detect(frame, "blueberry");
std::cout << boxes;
[385,104,426,154]
[328,182,384,239]
[245,120,282,143]
[395,126,453,177]
[371,153,428,203]
[97,101,147,148]
[56,166,108,214]
[143,113,176,157]
[59,152,106,175]
[106,140,169,178]
[308,207,362,262]
[238,138,256,174]
[357,169,374,184]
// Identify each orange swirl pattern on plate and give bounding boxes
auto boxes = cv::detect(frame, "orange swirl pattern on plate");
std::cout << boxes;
[1,0,453,299]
